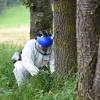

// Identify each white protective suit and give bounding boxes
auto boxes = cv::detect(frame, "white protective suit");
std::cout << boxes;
[13,39,55,86]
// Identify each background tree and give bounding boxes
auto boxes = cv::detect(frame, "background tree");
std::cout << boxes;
[53,0,76,75]
[76,0,100,99]
[0,0,21,14]
[22,0,52,39]
[6,0,20,6]
[0,0,7,14]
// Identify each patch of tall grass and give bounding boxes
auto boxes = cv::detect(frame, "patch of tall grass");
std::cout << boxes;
[0,44,76,100]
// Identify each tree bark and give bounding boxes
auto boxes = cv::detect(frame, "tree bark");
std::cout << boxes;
[30,8,37,39]
[54,0,76,75]
[77,0,98,99]
[30,0,52,39]
[96,2,100,43]
[92,39,100,100]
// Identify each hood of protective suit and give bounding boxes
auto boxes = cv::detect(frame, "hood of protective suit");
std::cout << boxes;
[35,41,52,55]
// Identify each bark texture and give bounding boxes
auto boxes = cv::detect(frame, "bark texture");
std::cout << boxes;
[30,0,52,39]
[77,0,99,99]
[54,0,76,74]
[92,39,100,100]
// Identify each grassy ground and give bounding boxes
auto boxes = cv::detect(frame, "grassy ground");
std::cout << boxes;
[0,5,30,28]
[0,5,30,45]
[0,32,30,45]
[0,44,76,100]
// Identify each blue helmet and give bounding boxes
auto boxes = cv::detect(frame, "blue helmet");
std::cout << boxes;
[36,31,53,47]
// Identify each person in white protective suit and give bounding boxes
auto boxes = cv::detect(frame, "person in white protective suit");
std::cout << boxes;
[12,30,55,86]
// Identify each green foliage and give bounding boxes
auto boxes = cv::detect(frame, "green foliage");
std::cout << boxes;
[21,0,37,8]
[0,44,22,100]
[0,44,77,100]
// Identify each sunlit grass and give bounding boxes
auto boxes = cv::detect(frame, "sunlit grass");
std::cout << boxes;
[0,32,29,46]
[0,5,30,28]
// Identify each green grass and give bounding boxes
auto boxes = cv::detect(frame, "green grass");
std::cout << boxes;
[0,44,77,100]
[0,5,30,28]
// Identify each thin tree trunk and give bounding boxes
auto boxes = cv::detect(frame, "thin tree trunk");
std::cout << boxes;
[54,0,76,75]
[77,0,98,99]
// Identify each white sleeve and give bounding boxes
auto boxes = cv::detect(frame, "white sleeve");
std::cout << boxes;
[49,50,55,73]
[21,41,39,76]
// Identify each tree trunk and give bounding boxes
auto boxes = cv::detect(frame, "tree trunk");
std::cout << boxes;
[53,0,76,75]
[92,39,100,100]
[96,3,100,43]
[30,0,52,39]
[30,8,37,39]
[77,0,98,99]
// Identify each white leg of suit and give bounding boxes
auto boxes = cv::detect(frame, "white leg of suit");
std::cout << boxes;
[13,61,30,87]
